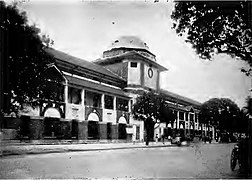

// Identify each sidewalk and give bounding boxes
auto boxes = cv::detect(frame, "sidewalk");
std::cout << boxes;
[0,141,180,157]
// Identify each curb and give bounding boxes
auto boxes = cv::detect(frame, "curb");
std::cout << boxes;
[1,144,180,157]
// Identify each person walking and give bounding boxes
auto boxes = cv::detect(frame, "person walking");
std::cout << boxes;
[155,134,158,144]
[162,134,165,144]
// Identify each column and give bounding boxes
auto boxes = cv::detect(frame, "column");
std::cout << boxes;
[64,81,68,104]
[177,111,179,129]
[193,114,196,135]
[193,113,195,124]
[128,99,131,113]
[195,114,197,130]
[113,96,117,111]
[188,113,190,135]
[81,89,85,121]
[101,94,105,109]
[81,89,85,107]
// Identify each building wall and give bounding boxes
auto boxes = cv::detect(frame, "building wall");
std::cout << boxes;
[102,109,117,124]
[19,104,40,117]
[102,62,128,80]
[65,103,85,121]
[12,46,205,142]
[143,63,158,91]
[131,117,144,142]
[128,61,141,85]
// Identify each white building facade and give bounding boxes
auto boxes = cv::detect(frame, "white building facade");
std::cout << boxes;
[14,36,214,142]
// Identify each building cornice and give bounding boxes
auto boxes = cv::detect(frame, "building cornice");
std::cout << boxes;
[94,51,168,72]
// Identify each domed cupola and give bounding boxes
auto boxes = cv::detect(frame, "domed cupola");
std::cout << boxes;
[94,35,167,92]
[110,36,149,50]
[102,36,156,61]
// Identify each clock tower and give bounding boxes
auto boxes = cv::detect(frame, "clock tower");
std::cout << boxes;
[94,36,167,93]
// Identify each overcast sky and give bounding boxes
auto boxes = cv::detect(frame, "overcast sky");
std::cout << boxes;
[17,0,251,108]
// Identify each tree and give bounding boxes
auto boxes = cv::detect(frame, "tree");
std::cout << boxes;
[159,102,177,127]
[237,96,252,133]
[238,107,249,133]
[0,1,60,117]
[199,98,240,132]
[132,91,176,145]
[171,1,252,75]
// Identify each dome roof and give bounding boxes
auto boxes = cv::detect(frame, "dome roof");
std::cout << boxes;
[110,36,149,50]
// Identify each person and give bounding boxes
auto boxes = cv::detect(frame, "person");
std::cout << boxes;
[203,136,206,143]
[209,136,212,144]
[168,135,171,143]
[132,133,135,145]
[238,134,249,176]
[162,134,165,144]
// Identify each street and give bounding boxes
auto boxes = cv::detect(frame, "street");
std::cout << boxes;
[0,143,237,179]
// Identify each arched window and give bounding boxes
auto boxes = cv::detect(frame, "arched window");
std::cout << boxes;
[87,112,99,122]
[44,107,61,118]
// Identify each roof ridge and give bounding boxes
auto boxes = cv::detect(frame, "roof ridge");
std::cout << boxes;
[44,47,126,81]
[95,50,167,71]
[104,68,126,81]
[160,89,202,106]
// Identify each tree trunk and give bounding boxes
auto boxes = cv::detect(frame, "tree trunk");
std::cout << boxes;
[145,117,154,145]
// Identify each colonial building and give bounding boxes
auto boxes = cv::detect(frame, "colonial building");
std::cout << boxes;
[4,36,214,141]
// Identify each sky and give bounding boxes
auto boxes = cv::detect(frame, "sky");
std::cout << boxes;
[15,0,251,108]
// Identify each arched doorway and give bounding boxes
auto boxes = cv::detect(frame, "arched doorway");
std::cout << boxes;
[87,112,99,139]
[43,107,61,138]
[118,116,127,139]
[167,122,172,137]
[190,125,194,137]
[179,123,185,138]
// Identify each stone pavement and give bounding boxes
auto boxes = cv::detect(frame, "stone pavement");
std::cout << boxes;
[0,140,183,157]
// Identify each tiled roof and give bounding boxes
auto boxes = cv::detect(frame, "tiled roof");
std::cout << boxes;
[95,50,167,71]
[65,74,129,99]
[160,89,202,107]
[45,48,124,81]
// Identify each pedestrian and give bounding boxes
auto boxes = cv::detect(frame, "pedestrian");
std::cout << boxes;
[162,134,165,144]
[168,135,171,143]
[155,134,158,143]
[132,134,135,145]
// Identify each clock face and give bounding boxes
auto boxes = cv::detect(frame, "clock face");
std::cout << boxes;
[148,67,153,78]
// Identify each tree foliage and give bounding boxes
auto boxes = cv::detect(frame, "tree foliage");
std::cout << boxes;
[171,1,252,75]
[132,91,176,125]
[132,91,162,121]
[132,91,176,143]
[199,98,240,131]
[1,2,60,114]
[237,96,252,133]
